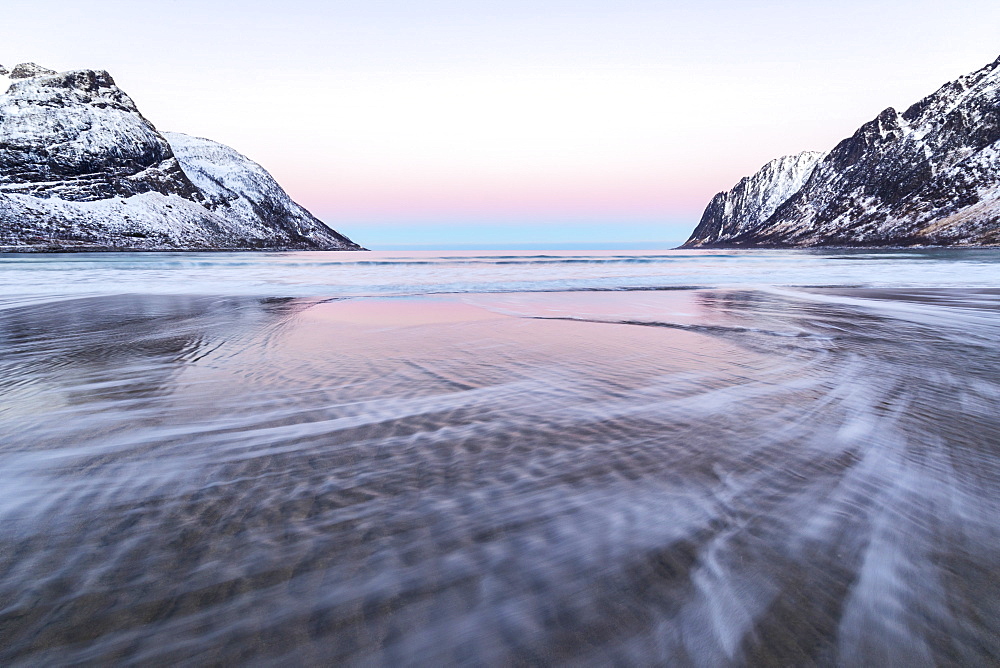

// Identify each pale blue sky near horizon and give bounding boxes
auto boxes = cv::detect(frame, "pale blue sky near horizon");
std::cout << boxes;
[4,0,1000,248]
[335,220,692,250]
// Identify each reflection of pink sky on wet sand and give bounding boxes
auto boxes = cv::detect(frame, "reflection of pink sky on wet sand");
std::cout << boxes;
[302,292,722,329]
[306,298,506,327]
[462,291,721,327]
[280,293,752,388]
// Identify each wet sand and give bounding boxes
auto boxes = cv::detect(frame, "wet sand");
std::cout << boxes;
[2,288,1000,665]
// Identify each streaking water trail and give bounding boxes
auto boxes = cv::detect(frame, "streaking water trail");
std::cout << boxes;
[2,280,1000,665]
[2,248,1000,304]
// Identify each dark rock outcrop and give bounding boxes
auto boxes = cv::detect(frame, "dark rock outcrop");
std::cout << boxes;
[9,63,56,79]
[0,66,362,251]
[684,56,1000,248]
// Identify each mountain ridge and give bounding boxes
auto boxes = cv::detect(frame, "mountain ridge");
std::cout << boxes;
[684,55,1000,248]
[0,65,362,251]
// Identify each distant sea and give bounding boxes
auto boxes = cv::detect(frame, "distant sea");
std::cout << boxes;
[2,248,1000,665]
[3,247,1000,305]
[370,240,687,251]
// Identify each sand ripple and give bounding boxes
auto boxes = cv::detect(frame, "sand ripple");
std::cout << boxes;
[1,289,999,665]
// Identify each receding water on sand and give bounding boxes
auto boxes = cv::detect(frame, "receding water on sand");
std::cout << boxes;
[2,280,1000,665]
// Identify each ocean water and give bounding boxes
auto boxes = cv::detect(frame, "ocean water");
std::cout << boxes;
[2,248,1000,665]
[2,247,1000,305]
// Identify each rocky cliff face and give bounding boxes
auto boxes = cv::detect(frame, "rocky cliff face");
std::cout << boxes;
[0,65,361,251]
[684,55,1000,248]
[686,151,826,246]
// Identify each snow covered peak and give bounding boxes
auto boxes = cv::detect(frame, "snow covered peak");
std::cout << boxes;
[3,69,143,115]
[683,55,1000,248]
[901,54,1000,131]
[8,62,56,80]
[0,68,195,202]
[0,65,362,250]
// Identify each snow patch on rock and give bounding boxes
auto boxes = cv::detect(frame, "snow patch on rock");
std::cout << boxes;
[165,132,356,248]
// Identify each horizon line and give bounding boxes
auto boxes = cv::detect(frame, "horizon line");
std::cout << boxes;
[367,240,687,251]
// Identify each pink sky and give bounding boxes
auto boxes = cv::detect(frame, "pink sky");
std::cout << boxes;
[4,0,1000,246]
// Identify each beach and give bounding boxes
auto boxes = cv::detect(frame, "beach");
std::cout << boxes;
[2,254,1000,664]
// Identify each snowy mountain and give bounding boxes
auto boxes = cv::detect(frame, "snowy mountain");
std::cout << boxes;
[684,56,1000,248]
[685,151,826,246]
[0,65,361,251]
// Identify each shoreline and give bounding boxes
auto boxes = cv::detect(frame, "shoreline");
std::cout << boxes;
[3,242,1000,254]
[0,244,368,253]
